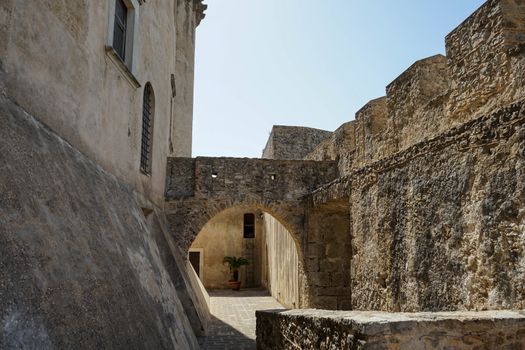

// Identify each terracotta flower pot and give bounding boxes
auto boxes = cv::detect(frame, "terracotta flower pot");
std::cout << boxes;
[228,280,241,291]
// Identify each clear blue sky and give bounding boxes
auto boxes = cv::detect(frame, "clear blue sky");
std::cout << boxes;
[192,1,485,158]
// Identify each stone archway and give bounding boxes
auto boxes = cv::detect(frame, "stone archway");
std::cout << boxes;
[163,156,352,309]
[184,204,304,308]
[166,199,308,307]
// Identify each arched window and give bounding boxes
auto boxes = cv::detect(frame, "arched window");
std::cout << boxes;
[140,83,155,175]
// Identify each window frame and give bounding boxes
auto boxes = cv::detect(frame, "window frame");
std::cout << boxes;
[243,213,256,239]
[106,0,141,87]
[113,0,128,61]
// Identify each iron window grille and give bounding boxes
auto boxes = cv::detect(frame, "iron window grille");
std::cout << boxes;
[140,83,154,174]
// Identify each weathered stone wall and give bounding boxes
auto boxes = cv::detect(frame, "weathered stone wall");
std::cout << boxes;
[260,213,300,309]
[0,0,204,205]
[305,122,357,175]
[446,0,525,123]
[263,125,332,160]
[257,309,525,350]
[311,100,525,311]
[353,98,389,169]
[172,0,206,157]
[165,157,338,260]
[303,201,352,310]
[0,95,201,349]
[386,55,450,152]
[148,208,211,337]
[166,157,338,201]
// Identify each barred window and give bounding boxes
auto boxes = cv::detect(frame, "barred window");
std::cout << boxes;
[140,83,154,174]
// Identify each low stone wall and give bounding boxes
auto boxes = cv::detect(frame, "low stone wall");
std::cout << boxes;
[257,309,525,349]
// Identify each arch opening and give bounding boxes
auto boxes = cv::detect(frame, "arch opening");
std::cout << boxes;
[187,204,303,309]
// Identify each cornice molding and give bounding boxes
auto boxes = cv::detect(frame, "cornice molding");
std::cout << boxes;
[193,0,207,26]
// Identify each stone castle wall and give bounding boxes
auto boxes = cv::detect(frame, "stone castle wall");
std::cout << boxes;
[350,102,525,311]
[263,125,332,160]
[0,94,202,349]
[0,0,204,205]
[309,99,525,311]
[299,0,525,312]
[306,0,525,175]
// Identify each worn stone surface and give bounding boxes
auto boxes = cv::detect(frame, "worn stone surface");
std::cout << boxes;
[0,95,201,349]
[260,213,301,309]
[165,157,338,257]
[149,209,211,337]
[353,97,389,169]
[446,0,525,124]
[303,202,352,310]
[386,54,450,152]
[312,100,525,311]
[263,125,332,160]
[200,289,284,350]
[305,122,357,175]
[257,309,525,350]
[0,0,206,205]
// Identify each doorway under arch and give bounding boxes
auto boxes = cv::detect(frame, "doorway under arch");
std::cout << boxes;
[188,205,302,309]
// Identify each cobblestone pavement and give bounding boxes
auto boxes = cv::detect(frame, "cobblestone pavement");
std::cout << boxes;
[198,289,285,350]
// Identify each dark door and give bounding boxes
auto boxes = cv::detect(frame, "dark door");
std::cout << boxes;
[189,251,201,277]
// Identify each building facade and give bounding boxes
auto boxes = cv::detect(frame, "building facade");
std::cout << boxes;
[1,0,205,206]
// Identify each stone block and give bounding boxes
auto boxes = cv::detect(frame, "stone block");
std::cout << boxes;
[257,310,525,350]
[354,97,390,167]
[310,272,331,287]
[305,258,319,272]
[316,287,349,297]
[446,0,525,123]
[386,54,449,151]
[262,125,332,160]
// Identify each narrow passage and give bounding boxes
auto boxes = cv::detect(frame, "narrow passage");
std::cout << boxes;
[198,289,285,350]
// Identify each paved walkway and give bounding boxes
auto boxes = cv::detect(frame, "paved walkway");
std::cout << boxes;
[198,289,285,350]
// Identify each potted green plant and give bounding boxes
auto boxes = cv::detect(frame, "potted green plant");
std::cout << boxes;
[223,256,249,291]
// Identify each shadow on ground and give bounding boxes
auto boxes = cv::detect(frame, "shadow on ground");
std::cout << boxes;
[198,315,255,350]
[197,289,286,350]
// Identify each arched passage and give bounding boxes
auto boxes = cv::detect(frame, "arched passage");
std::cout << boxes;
[164,155,347,310]
[185,204,304,309]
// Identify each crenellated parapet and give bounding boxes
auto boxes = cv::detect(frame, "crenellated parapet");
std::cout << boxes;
[306,0,525,174]
[353,97,389,169]
[446,0,525,123]
[304,122,357,175]
[386,54,450,151]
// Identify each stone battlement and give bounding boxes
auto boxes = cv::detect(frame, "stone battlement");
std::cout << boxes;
[306,0,525,174]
